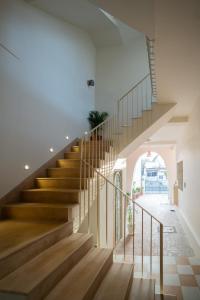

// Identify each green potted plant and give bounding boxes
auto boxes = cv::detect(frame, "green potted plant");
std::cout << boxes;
[87,111,109,140]
[135,187,141,198]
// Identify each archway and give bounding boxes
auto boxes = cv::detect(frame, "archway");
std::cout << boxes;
[132,151,169,201]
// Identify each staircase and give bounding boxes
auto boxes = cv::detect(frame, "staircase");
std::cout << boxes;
[0,141,142,299]
[0,72,177,298]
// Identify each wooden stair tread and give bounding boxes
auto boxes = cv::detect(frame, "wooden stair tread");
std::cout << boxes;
[128,278,155,300]
[48,167,80,170]
[0,220,65,259]
[4,203,78,208]
[23,188,80,192]
[36,177,86,180]
[0,233,93,295]
[45,248,113,300]
[93,263,133,300]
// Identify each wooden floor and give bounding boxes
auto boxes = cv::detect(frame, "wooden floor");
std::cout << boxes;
[0,219,61,256]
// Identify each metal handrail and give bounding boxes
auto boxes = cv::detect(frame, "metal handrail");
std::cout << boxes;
[78,71,163,293]
[118,73,150,104]
[146,37,157,98]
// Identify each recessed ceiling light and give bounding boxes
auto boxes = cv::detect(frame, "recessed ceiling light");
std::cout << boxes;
[24,164,30,170]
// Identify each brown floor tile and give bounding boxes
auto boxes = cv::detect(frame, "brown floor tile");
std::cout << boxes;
[163,286,183,300]
[179,274,197,287]
[176,257,189,265]
[192,265,200,274]
[164,264,177,274]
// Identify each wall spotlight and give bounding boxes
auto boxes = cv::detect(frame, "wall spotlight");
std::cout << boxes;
[49,148,54,153]
[24,164,30,170]
[87,80,95,87]
[65,136,69,140]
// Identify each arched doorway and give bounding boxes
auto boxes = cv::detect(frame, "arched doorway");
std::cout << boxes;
[132,151,169,200]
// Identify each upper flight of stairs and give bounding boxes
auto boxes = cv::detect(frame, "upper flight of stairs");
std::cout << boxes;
[0,103,177,299]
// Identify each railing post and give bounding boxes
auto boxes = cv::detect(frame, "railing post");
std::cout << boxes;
[106,180,108,247]
[142,209,144,275]
[160,223,164,294]
[132,199,135,264]
[79,138,83,227]
[97,173,100,247]
[123,194,127,261]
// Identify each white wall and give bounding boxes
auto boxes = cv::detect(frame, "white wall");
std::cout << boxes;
[177,99,200,247]
[0,0,96,198]
[95,35,149,114]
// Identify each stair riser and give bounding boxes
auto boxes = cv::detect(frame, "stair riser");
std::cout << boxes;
[0,222,73,280]
[65,152,105,160]
[71,145,109,152]
[22,191,79,204]
[0,236,93,300]
[36,179,87,189]
[2,206,69,222]
[71,146,80,152]
[47,168,93,178]
[79,141,112,151]
[57,160,100,168]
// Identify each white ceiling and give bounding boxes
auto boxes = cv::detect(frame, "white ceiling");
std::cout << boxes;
[28,0,141,47]
[145,122,188,146]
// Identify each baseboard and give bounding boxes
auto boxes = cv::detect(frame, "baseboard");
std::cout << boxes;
[177,208,200,256]
[0,138,79,207]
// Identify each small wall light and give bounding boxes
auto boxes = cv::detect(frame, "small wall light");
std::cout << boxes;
[65,136,69,140]
[24,164,30,170]
[84,131,88,135]
[49,148,54,153]
[87,80,95,87]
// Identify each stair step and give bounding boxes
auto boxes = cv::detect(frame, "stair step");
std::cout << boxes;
[0,221,72,279]
[0,233,93,300]
[71,145,80,152]
[2,203,78,222]
[57,159,101,168]
[45,248,113,300]
[128,278,155,300]
[47,167,92,178]
[22,188,79,204]
[93,263,133,300]
[36,177,87,189]
[64,152,105,160]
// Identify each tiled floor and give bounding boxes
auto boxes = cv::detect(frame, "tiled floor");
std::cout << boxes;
[114,195,200,299]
